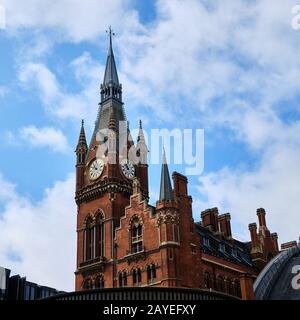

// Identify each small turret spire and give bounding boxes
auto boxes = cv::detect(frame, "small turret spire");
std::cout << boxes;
[76,120,88,165]
[159,147,173,201]
[77,119,87,148]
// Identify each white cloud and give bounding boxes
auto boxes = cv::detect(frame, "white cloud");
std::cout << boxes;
[18,126,70,153]
[2,0,134,43]
[198,121,300,244]
[0,174,76,291]
[3,0,300,269]
[18,60,101,124]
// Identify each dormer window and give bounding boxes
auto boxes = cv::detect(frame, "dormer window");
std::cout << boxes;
[232,248,238,257]
[203,237,210,247]
[219,243,226,252]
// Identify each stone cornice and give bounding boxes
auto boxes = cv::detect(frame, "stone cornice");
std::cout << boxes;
[75,177,132,204]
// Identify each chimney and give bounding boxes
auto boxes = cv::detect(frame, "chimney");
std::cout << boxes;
[271,233,279,252]
[281,241,297,250]
[257,208,267,228]
[172,172,188,198]
[248,223,258,248]
[218,213,232,239]
[201,208,219,233]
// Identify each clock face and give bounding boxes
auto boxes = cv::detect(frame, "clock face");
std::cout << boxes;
[89,159,104,180]
[120,159,135,179]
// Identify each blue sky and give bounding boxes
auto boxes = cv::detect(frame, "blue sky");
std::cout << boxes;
[0,0,300,291]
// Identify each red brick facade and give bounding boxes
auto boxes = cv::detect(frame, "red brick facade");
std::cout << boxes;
[74,36,279,299]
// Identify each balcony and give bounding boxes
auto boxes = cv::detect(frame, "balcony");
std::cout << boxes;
[125,246,146,264]
[79,256,107,271]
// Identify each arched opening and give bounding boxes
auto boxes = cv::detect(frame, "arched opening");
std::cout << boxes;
[131,217,143,254]
[204,271,212,290]
[132,268,142,287]
[84,216,94,261]
[95,213,104,257]
[119,272,127,288]
[82,278,93,290]
[147,264,156,284]
[94,275,105,289]
[216,276,225,293]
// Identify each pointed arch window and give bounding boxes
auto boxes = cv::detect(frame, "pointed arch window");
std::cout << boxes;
[147,264,156,284]
[94,275,105,289]
[131,217,143,254]
[82,278,93,290]
[119,272,127,288]
[84,216,94,261]
[204,271,212,289]
[216,275,225,293]
[95,213,104,258]
[132,268,142,287]
[234,280,241,298]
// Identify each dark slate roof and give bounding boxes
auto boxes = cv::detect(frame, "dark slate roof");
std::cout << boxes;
[159,149,173,201]
[103,32,119,86]
[195,222,254,269]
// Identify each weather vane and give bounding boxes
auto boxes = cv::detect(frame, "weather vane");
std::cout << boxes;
[106,26,115,38]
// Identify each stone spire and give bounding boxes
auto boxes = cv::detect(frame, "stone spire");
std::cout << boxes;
[103,26,119,86]
[76,120,88,164]
[76,120,87,150]
[136,120,148,165]
[95,27,126,134]
[159,147,173,201]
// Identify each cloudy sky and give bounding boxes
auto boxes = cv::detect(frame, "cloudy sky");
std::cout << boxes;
[0,0,300,291]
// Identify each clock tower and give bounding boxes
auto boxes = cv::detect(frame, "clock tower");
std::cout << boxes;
[74,29,148,290]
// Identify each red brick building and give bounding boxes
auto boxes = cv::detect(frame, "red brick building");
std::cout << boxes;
[74,33,279,299]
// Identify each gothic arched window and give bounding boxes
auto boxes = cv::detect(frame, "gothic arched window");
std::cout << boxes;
[147,264,156,283]
[216,276,225,293]
[84,216,94,261]
[131,217,143,254]
[119,272,127,288]
[82,278,93,290]
[234,280,241,298]
[132,268,142,287]
[94,275,105,289]
[95,212,104,257]
[204,271,212,289]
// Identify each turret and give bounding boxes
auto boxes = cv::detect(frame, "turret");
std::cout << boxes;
[75,120,88,192]
[136,120,149,200]
[156,150,179,286]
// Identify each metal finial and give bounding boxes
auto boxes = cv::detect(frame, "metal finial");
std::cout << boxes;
[106,26,115,47]
[139,120,142,129]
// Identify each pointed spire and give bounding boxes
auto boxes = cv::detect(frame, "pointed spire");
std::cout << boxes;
[76,120,88,165]
[137,120,148,165]
[137,120,145,142]
[159,147,173,201]
[103,26,119,85]
[77,119,87,149]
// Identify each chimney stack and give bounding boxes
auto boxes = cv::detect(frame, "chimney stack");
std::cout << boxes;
[271,232,279,252]
[201,208,219,233]
[172,172,188,198]
[218,213,232,239]
[257,208,267,228]
[248,223,258,248]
